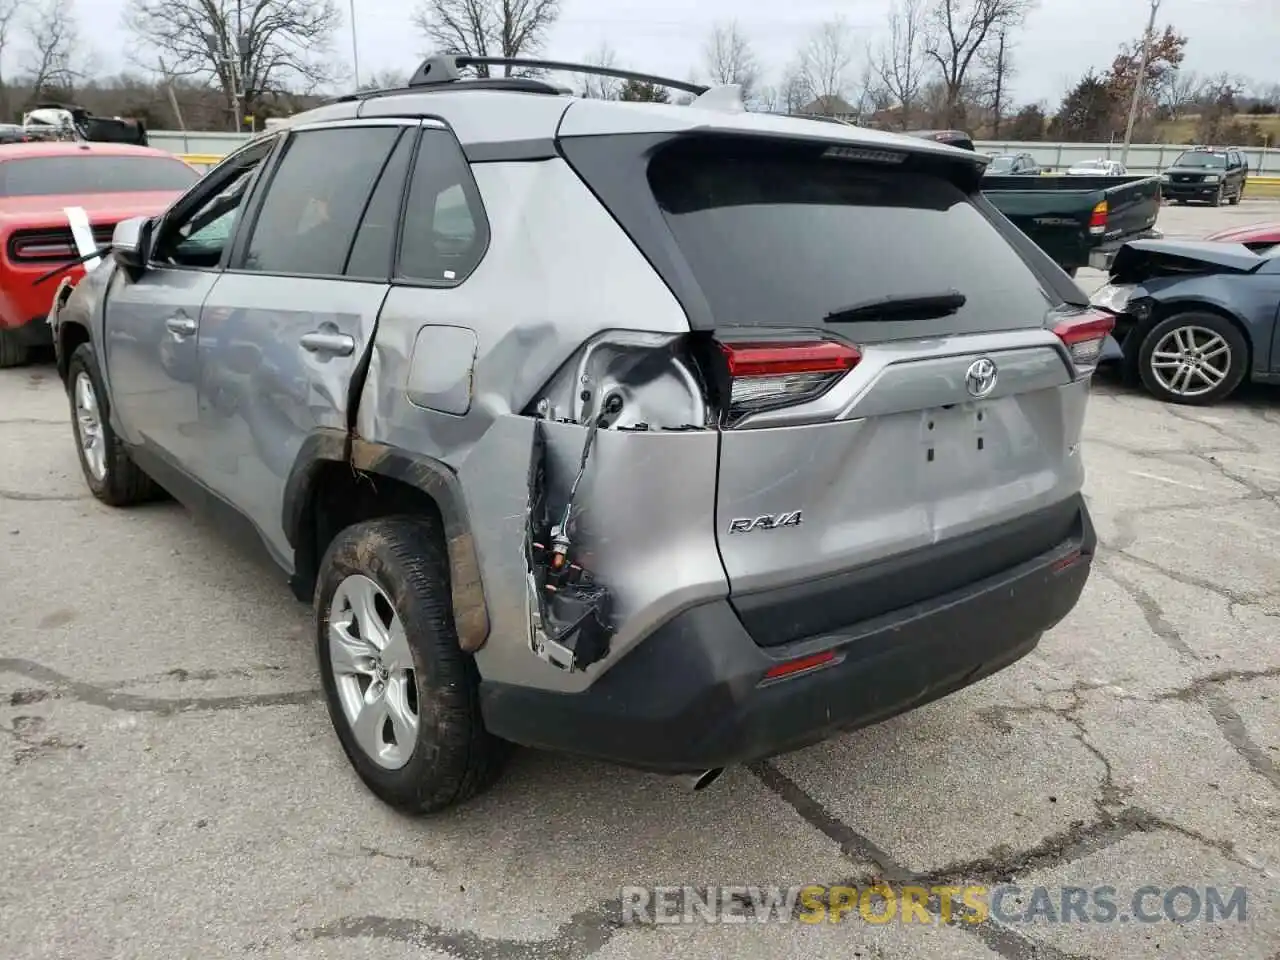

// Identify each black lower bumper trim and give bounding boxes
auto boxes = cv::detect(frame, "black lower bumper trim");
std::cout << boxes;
[480,500,1095,773]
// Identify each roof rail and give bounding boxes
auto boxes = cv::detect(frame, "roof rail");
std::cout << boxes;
[408,54,710,96]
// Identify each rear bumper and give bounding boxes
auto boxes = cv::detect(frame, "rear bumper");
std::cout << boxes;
[481,497,1096,773]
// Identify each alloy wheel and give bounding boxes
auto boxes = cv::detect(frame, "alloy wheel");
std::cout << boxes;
[73,372,107,481]
[327,574,419,770]
[1149,325,1231,399]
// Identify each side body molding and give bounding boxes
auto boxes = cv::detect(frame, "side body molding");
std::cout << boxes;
[282,431,491,652]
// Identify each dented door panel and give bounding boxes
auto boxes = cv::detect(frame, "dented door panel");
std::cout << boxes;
[195,274,389,565]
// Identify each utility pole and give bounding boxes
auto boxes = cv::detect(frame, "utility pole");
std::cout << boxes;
[1121,0,1160,164]
[349,0,360,89]
[992,30,1007,138]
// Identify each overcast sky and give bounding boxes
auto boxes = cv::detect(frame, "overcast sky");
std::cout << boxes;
[87,0,1276,107]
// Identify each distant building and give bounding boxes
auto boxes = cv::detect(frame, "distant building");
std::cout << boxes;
[796,95,858,122]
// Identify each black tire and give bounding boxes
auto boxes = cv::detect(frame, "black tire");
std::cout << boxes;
[1137,311,1248,406]
[315,516,507,814]
[1229,183,1242,205]
[0,329,30,368]
[1209,185,1224,207]
[66,343,159,505]
[1065,266,1079,279]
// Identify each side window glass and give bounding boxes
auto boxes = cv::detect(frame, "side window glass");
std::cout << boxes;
[153,145,271,269]
[345,129,413,280]
[240,126,400,277]
[396,128,490,286]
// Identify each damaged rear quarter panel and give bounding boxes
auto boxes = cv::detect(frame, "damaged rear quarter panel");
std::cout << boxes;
[354,156,719,692]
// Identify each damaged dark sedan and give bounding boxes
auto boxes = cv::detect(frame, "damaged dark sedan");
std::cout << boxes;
[1089,238,1280,405]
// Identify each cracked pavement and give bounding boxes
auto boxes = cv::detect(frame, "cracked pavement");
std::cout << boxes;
[3,201,1279,959]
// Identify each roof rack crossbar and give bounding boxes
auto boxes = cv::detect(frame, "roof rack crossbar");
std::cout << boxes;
[409,54,709,96]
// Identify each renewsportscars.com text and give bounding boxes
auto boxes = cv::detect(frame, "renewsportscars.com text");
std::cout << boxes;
[620,884,1248,925]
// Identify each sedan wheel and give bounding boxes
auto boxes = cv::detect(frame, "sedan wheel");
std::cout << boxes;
[1138,312,1247,406]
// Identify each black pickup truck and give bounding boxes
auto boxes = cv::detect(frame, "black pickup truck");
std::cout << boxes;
[981,174,1163,276]
[907,131,1163,277]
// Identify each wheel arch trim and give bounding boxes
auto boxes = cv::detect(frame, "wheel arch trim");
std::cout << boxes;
[283,431,491,653]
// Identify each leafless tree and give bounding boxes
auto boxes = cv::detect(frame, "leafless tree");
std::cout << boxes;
[778,61,811,114]
[358,69,409,93]
[799,16,856,111]
[127,0,340,126]
[923,0,1032,126]
[874,0,927,128]
[1157,70,1202,120]
[853,60,893,123]
[19,0,81,99]
[579,40,622,100]
[702,20,759,102]
[0,0,19,116]
[975,28,1015,134]
[413,0,561,77]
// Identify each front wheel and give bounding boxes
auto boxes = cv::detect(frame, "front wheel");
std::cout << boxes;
[1209,185,1224,207]
[1229,183,1242,205]
[315,516,507,814]
[66,343,159,505]
[1137,312,1247,406]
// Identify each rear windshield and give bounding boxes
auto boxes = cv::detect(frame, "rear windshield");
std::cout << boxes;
[1173,152,1226,168]
[0,155,199,196]
[647,141,1053,337]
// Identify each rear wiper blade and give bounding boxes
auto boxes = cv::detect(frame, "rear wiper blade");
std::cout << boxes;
[824,290,967,324]
[32,245,113,286]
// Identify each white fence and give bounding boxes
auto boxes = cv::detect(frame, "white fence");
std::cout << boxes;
[148,128,1280,176]
[974,140,1278,175]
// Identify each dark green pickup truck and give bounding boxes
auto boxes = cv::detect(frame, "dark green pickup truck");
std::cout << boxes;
[906,131,1164,276]
[981,174,1163,276]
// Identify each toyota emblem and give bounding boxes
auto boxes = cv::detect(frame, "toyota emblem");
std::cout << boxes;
[965,357,998,398]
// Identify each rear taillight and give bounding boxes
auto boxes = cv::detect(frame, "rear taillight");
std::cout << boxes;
[1088,200,1108,236]
[716,339,861,419]
[1053,309,1115,371]
[10,236,77,259]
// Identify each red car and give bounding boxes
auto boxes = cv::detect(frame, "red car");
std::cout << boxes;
[1203,221,1280,251]
[0,141,200,367]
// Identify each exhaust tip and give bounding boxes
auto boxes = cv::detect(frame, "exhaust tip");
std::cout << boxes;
[686,767,725,791]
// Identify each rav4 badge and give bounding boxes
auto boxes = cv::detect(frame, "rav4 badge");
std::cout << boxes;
[728,511,803,534]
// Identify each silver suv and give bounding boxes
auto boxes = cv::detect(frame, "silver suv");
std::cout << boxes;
[47,56,1110,813]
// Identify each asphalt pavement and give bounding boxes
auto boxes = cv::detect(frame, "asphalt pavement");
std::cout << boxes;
[2,200,1279,960]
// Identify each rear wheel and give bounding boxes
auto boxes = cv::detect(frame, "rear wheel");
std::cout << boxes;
[0,329,30,368]
[315,517,507,814]
[1137,312,1247,406]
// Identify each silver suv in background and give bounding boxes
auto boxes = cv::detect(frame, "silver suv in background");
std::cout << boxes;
[48,56,1111,813]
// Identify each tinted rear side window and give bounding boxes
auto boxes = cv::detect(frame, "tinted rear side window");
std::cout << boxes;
[396,128,489,286]
[647,140,1052,338]
[0,156,199,196]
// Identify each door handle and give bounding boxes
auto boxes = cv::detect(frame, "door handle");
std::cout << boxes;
[300,331,356,357]
[165,315,197,337]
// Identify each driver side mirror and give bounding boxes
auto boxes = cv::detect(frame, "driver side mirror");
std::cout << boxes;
[112,215,153,272]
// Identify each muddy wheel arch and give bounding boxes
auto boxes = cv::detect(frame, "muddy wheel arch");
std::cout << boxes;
[283,431,491,653]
